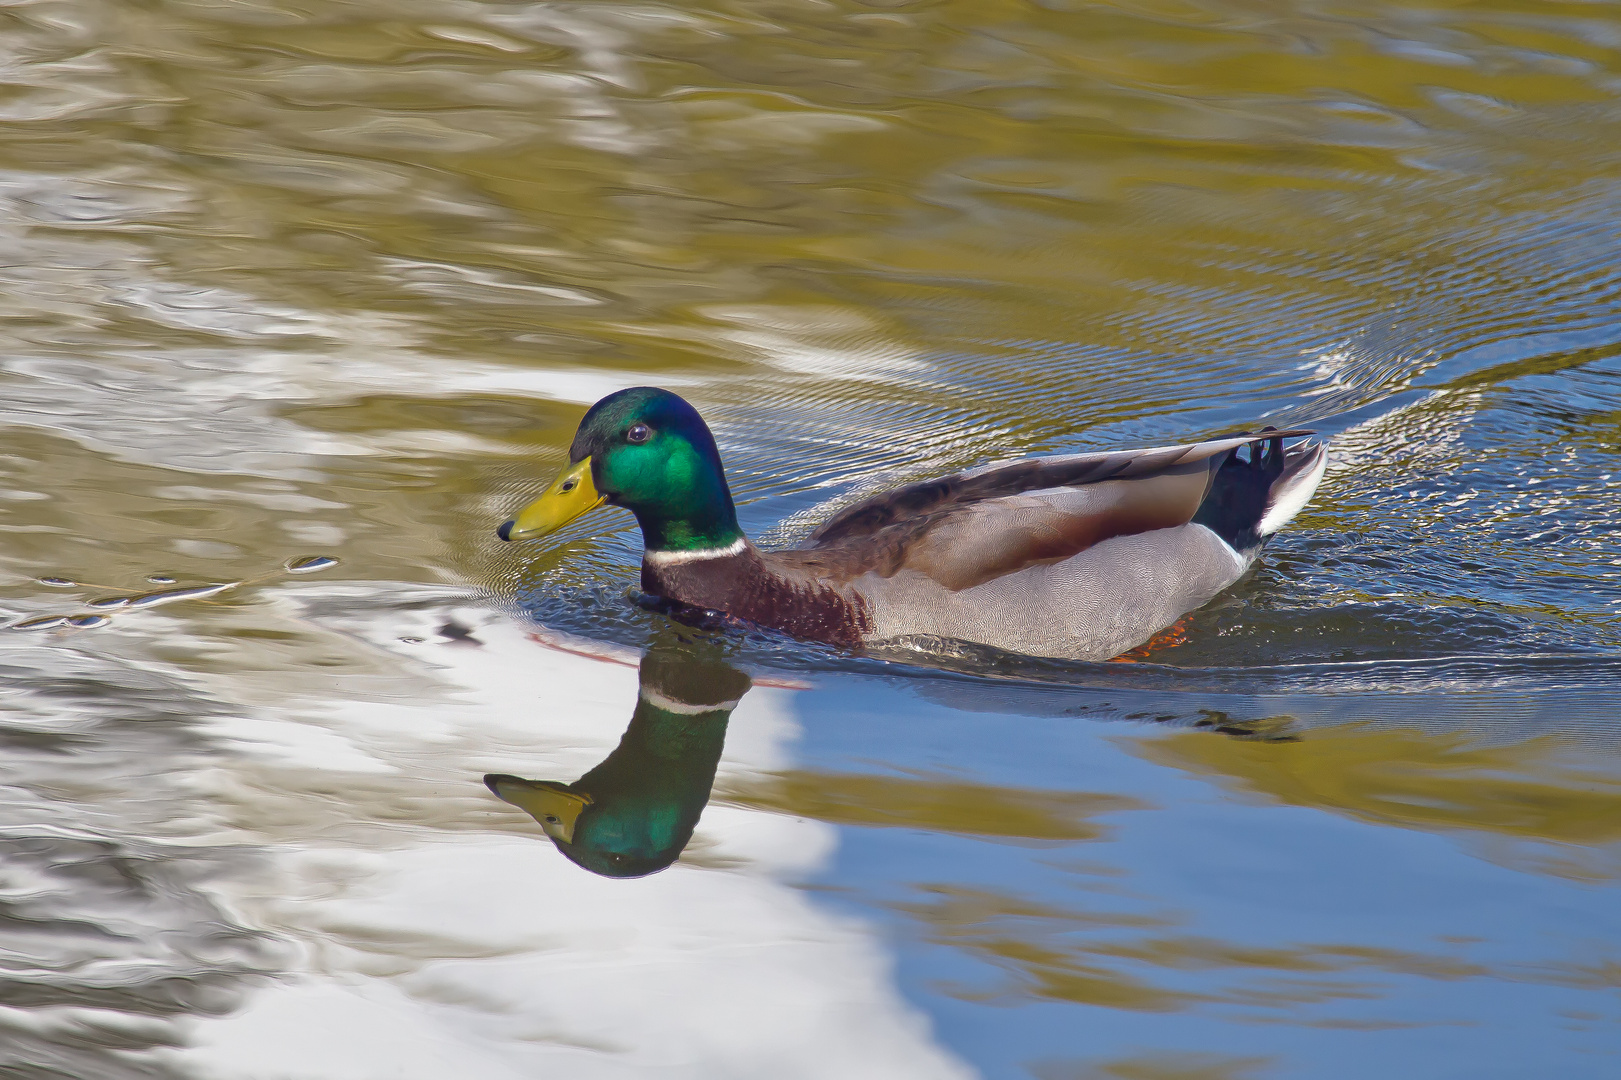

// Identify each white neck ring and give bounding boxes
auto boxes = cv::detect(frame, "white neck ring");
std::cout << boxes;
[642,536,747,566]
[640,688,742,715]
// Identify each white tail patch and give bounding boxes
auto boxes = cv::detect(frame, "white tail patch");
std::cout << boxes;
[1258,442,1327,535]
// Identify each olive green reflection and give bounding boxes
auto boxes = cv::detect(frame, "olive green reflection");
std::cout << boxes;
[486,642,750,878]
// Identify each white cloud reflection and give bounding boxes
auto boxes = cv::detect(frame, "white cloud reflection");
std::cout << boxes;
[164,604,970,1080]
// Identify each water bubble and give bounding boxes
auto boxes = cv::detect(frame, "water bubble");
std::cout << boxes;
[126,583,236,609]
[66,614,110,629]
[285,556,339,574]
[38,578,76,588]
[86,596,130,610]
[10,615,67,631]
[146,575,177,584]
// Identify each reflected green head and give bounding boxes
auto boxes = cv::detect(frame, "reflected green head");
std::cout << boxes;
[572,387,742,553]
[485,708,733,878]
[484,649,747,880]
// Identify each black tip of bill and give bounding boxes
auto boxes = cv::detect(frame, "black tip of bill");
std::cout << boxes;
[496,520,515,542]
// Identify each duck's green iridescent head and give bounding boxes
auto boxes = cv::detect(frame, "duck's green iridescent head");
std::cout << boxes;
[497,387,742,554]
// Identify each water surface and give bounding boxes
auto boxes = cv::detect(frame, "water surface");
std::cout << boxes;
[0,1,1618,1077]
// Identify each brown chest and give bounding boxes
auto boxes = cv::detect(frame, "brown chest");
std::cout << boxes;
[641,552,869,647]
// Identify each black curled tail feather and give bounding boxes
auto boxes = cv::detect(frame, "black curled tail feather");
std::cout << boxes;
[1192,429,1320,554]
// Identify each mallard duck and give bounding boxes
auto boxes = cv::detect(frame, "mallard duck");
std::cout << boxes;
[498,387,1327,661]
[486,644,747,878]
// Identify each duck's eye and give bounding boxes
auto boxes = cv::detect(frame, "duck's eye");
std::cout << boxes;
[626,423,651,444]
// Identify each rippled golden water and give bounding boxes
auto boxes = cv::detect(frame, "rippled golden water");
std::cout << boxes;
[0,1,1618,1077]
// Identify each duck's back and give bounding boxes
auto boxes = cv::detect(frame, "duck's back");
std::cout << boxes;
[779,431,1327,660]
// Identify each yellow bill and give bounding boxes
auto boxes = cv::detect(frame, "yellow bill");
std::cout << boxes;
[498,457,606,542]
[486,775,593,844]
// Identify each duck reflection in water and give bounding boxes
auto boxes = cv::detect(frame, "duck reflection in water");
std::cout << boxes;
[485,640,751,878]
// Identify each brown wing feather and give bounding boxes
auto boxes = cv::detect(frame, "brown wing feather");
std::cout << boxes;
[893,464,1215,590]
[808,430,1314,546]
